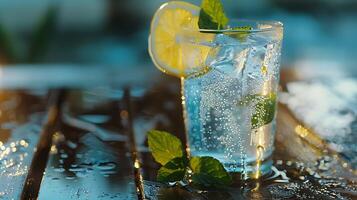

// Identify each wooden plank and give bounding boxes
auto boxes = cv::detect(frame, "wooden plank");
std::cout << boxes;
[0,90,48,199]
[21,90,66,199]
[123,88,145,199]
[37,89,138,200]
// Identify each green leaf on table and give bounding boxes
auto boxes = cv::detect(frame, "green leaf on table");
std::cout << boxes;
[198,0,229,30]
[148,130,184,165]
[238,93,277,129]
[189,156,232,187]
[157,157,186,182]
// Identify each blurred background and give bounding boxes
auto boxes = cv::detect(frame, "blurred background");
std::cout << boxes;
[0,0,356,79]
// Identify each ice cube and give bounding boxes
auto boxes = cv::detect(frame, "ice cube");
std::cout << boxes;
[215,34,240,46]
[206,34,251,78]
[234,48,250,75]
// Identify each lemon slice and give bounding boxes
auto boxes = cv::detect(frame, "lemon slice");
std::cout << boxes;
[148,1,214,78]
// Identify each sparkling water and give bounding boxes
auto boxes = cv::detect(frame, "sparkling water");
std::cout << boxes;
[183,27,283,175]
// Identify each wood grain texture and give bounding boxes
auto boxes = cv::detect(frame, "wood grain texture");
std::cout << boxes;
[0,91,48,199]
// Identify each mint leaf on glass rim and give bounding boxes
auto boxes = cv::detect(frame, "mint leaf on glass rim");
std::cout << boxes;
[198,0,253,40]
[189,156,232,187]
[148,130,184,165]
[198,0,229,30]
[157,157,186,183]
[229,26,253,41]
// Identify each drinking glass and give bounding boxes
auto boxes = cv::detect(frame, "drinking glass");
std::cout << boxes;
[182,20,283,177]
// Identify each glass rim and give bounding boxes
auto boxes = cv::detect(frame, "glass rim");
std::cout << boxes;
[198,19,283,33]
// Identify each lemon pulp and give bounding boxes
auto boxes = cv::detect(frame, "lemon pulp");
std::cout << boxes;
[149,1,213,78]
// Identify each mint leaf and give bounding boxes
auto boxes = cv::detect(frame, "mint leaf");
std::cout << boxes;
[239,93,277,129]
[228,26,253,42]
[148,131,234,188]
[189,156,232,187]
[198,0,229,30]
[251,93,276,129]
[148,130,184,165]
[157,157,186,183]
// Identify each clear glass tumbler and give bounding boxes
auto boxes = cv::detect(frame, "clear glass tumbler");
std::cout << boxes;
[182,20,283,177]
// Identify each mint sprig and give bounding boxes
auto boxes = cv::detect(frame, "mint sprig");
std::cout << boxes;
[251,93,277,129]
[148,130,183,165]
[198,0,252,40]
[147,130,232,187]
[230,26,253,42]
[238,93,277,129]
[157,157,186,182]
[198,0,229,30]
[190,156,232,187]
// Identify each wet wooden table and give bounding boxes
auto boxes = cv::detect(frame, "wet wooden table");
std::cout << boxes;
[0,69,356,200]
